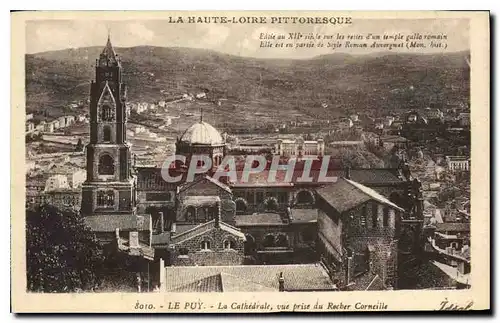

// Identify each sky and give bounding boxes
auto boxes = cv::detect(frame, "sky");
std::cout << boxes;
[25,16,470,59]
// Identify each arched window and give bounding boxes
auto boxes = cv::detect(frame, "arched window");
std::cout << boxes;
[276,234,289,248]
[263,234,275,248]
[265,197,278,211]
[197,208,207,222]
[296,190,314,204]
[101,105,114,121]
[98,154,115,175]
[223,239,236,250]
[244,234,256,255]
[103,126,111,142]
[235,198,247,213]
[201,240,211,250]
[97,190,114,208]
[185,206,196,223]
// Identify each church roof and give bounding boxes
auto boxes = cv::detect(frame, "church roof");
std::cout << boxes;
[100,35,120,66]
[180,121,224,145]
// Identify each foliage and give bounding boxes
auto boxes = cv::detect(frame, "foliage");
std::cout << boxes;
[26,205,104,292]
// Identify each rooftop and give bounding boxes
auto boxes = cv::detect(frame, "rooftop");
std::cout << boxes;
[316,177,404,214]
[164,263,335,292]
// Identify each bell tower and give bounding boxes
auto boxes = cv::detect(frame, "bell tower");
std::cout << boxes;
[81,35,136,216]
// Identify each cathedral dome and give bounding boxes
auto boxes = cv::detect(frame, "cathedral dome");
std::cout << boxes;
[180,121,224,145]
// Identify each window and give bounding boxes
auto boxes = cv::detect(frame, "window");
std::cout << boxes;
[256,192,264,203]
[98,154,114,175]
[265,198,278,211]
[360,205,367,227]
[235,199,247,213]
[297,190,314,204]
[372,203,378,228]
[383,207,389,227]
[100,105,114,121]
[201,240,211,250]
[97,190,114,208]
[263,234,275,248]
[179,248,189,256]
[276,234,289,248]
[185,206,196,223]
[103,126,111,142]
[223,239,235,250]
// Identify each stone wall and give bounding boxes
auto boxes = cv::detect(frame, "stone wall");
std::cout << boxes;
[170,227,244,266]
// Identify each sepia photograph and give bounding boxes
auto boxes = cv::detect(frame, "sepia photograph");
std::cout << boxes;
[11,10,490,313]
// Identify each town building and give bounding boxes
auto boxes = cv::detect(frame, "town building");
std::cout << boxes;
[78,37,426,291]
[445,156,470,172]
[276,137,325,158]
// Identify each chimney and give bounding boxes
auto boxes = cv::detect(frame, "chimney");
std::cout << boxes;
[345,166,351,180]
[171,222,177,234]
[345,248,355,285]
[278,272,285,292]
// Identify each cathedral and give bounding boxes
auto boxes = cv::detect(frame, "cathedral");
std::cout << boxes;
[81,38,424,290]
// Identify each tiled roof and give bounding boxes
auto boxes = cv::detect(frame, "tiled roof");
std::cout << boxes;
[179,175,232,194]
[435,222,470,233]
[290,209,318,223]
[316,178,404,214]
[84,214,151,232]
[234,213,284,226]
[171,220,245,245]
[164,264,335,292]
[229,168,403,187]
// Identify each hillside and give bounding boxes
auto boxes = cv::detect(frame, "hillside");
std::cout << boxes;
[25,46,470,120]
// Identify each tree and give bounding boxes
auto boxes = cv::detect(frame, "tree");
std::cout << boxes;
[26,205,104,292]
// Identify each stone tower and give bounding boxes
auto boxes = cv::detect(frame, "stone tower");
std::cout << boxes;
[81,35,136,216]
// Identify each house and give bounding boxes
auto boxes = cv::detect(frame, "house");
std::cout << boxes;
[58,116,67,128]
[26,121,35,133]
[276,137,325,158]
[315,177,405,290]
[445,156,470,172]
[457,113,470,127]
[379,135,408,151]
[44,122,55,133]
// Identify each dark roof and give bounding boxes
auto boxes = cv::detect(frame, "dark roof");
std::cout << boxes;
[84,214,151,233]
[316,178,403,214]
[234,213,285,226]
[435,222,470,233]
[290,208,318,223]
[164,264,335,292]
